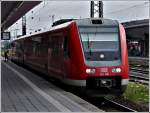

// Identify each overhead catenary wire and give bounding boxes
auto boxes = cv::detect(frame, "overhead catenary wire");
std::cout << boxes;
[105,2,149,14]
[8,1,149,37]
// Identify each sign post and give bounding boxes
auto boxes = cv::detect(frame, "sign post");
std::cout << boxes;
[1,32,10,40]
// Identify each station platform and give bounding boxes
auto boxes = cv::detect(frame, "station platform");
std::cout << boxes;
[1,60,103,112]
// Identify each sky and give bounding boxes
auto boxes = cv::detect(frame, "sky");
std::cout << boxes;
[7,1,149,39]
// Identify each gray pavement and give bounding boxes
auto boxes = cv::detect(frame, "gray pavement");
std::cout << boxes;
[1,60,103,112]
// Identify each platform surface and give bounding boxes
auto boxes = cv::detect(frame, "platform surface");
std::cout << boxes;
[1,60,103,112]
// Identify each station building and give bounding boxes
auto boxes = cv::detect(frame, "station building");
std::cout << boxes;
[122,19,149,57]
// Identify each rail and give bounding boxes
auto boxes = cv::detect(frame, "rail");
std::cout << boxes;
[129,71,149,85]
[128,57,149,67]
[128,57,149,61]
[104,98,137,112]
[130,67,149,74]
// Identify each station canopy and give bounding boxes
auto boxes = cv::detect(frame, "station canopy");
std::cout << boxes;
[1,1,41,31]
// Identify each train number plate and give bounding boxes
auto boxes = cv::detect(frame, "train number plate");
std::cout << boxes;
[100,68,108,73]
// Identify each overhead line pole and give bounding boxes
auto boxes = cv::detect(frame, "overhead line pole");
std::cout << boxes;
[90,1,103,18]
[22,15,26,36]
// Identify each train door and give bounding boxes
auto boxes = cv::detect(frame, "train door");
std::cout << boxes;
[62,36,71,78]
[48,35,52,75]
[40,36,49,73]
[48,34,63,77]
[30,36,42,67]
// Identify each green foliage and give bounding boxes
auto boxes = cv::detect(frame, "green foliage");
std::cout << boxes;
[123,82,149,103]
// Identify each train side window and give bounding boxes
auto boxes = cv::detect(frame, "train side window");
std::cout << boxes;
[63,36,70,57]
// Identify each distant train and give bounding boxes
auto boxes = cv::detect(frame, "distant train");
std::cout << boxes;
[10,18,129,96]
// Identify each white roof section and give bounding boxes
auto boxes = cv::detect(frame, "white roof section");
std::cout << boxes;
[12,21,73,41]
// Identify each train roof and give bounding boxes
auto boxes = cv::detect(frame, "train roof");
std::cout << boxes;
[52,18,119,27]
[12,21,73,41]
[12,18,119,42]
[75,18,119,27]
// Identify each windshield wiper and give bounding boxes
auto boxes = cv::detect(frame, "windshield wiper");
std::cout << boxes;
[87,34,92,56]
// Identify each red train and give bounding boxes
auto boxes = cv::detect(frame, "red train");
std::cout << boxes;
[10,18,129,96]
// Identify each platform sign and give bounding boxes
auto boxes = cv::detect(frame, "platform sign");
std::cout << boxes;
[1,32,10,40]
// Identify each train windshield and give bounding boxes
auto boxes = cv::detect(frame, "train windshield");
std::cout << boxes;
[80,32,121,66]
[81,33,119,51]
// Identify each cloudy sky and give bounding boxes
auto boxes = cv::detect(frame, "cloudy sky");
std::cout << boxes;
[8,0,149,39]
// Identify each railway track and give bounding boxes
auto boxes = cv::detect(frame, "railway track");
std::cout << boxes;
[78,96,137,112]
[129,71,148,79]
[128,57,149,67]
[129,72,149,85]
[129,62,149,84]
[129,67,149,85]
[102,98,137,112]
[130,68,149,74]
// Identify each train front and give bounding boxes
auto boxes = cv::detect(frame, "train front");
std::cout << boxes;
[77,19,129,96]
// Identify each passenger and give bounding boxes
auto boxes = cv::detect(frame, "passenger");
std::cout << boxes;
[4,50,8,62]
[131,46,136,56]
[128,46,133,56]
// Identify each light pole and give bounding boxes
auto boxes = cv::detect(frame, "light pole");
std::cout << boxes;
[49,14,55,25]
[22,15,26,35]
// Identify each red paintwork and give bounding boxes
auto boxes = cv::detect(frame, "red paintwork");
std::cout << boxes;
[11,20,128,84]
[67,22,129,80]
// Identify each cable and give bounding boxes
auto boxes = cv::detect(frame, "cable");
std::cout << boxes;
[105,2,149,14]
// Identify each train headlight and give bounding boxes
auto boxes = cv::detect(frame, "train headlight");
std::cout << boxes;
[86,68,96,73]
[112,68,121,73]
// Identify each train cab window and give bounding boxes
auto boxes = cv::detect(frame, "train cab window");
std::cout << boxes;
[63,36,70,57]
[79,30,121,66]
